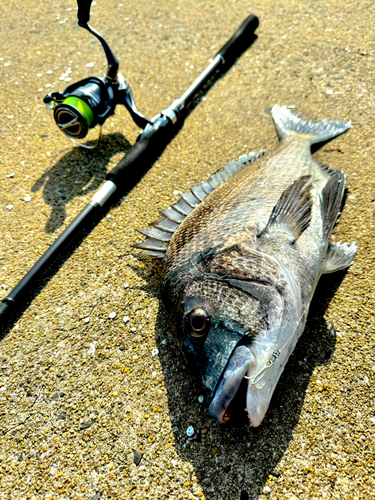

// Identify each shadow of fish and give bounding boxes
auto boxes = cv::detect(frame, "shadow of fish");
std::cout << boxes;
[135,105,357,427]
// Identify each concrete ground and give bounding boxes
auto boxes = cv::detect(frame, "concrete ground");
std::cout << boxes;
[0,0,374,498]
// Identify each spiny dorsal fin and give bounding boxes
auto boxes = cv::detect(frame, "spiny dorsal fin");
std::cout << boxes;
[261,175,312,242]
[323,241,357,274]
[320,169,346,242]
[134,150,266,258]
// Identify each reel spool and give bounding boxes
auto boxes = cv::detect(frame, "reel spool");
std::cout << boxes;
[44,1,150,149]
[45,77,111,149]
[54,97,94,140]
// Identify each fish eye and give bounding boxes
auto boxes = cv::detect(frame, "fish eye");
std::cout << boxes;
[186,308,211,337]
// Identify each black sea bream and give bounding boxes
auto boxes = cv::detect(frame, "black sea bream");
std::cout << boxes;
[136,105,357,426]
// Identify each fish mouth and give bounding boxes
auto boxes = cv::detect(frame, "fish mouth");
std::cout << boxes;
[208,344,274,427]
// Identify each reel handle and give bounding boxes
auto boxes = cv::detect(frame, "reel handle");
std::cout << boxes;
[77,0,119,81]
[77,0,93,24]
[216,14,259,65]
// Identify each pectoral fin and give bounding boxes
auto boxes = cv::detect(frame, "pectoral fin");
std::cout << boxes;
[323,241,357,274]
[260,175,312,242]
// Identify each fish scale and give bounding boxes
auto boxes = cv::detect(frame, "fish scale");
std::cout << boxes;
[136,105,357,426]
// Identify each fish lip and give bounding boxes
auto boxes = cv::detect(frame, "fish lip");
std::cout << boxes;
[208,345,255,424]
[209,379,248,424]
[208,343,279,427]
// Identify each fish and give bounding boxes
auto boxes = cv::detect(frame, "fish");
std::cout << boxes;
[135,105,357,427]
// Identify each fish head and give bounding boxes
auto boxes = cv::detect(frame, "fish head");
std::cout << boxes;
[179,283,261,402]
[162,247,303,427]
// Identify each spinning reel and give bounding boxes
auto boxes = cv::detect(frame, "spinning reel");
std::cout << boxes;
[44,0,151,149]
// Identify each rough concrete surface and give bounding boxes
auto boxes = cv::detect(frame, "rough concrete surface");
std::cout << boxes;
[0,0,374,499]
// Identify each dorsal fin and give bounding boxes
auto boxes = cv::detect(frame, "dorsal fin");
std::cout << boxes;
[134,150,266,258]
[320,168,346,243]
[260,175,312,242]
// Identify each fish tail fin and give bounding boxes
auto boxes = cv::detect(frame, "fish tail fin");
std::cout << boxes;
[271,105,351,144]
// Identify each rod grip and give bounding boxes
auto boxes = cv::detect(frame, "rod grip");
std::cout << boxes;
[216,14,259,64]
[106,119,175,187]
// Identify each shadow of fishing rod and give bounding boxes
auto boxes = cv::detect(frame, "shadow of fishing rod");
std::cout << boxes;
[0,13,259,337]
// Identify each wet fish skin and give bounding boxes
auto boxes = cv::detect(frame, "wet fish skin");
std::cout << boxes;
[136,105,357,426]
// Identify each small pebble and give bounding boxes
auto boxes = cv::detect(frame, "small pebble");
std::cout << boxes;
[7,115,14,119]
[186,426,194,437]
[152,348,159,358]
[326,89,333,94]
[108,312,116,319]
[88,343,96,356]
[152,371,157,378]
[124,283,129,289]
[6,173,15,178]
[24,195,32,202]
[6,205,14,211]
[86,62,94,68]
[123,316,129,323]
[131,327,136,332]
[84,317,90,323]
[198,395,204,403]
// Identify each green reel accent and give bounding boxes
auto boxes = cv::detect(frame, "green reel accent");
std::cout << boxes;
[63,96,95,128]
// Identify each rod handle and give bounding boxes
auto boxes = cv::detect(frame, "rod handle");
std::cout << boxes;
[216,14,259,65]
[106,119,175,187]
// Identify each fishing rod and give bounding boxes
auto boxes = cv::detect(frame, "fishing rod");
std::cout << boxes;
[0,1,259,325]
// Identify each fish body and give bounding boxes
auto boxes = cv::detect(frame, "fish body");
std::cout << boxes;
[136,106,357,426]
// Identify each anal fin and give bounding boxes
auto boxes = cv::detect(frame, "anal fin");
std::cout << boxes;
[323,241,357,274]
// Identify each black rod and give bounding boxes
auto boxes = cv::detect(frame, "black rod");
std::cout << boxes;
[0,14,259,326]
